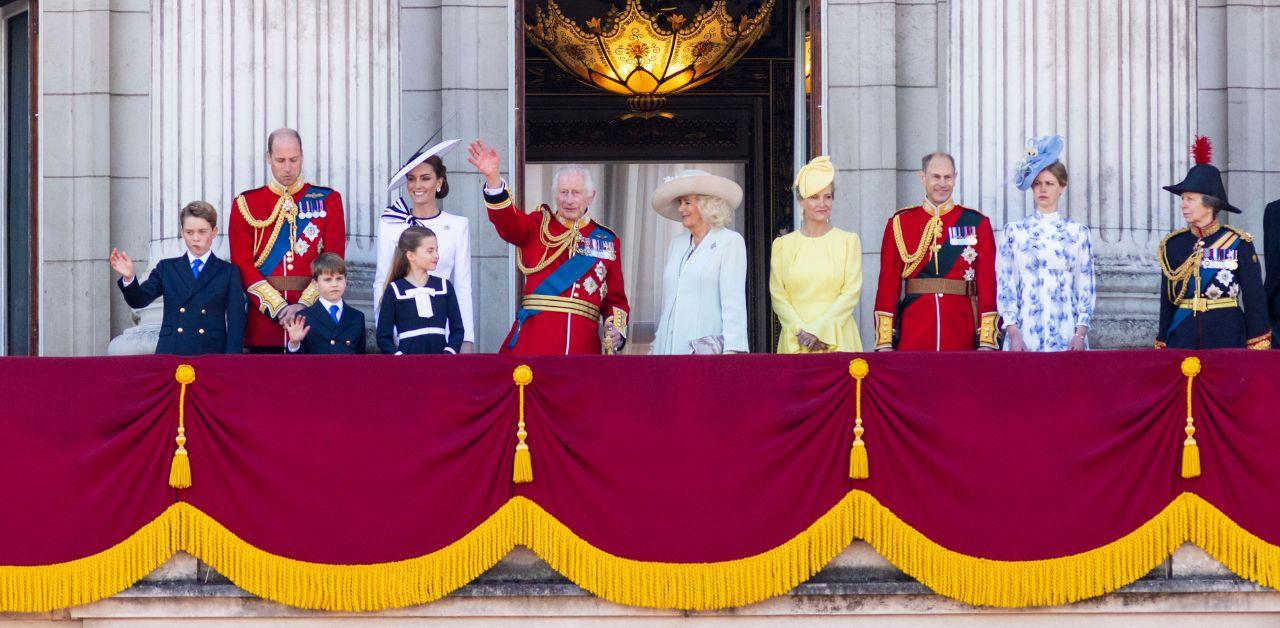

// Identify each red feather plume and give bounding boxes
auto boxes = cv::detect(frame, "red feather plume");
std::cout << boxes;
[1191,135,1213,166]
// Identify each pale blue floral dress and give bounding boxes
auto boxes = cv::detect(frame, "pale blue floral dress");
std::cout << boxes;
[996,211,1096,351]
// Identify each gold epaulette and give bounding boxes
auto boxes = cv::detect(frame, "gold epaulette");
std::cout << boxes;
[1224,224,1254,242]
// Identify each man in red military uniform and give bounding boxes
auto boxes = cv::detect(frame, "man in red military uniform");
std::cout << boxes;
[467,140,629,355]
[874,152,998,351]
[230,128,347,352]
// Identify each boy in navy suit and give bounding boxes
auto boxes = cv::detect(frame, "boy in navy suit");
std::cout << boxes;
[110,201,247,355]
[284,253,367,354]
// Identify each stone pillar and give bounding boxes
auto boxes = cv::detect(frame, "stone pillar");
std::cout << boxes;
[110,0,400,355]
[824,0,949,349]
[400,0,512,352]
[947,0,1198,347]
[39,1,124,355]
[1202,1,1280,248]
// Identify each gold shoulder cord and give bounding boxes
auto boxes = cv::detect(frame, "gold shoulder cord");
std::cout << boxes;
[237,187,301,269]
[892,212,943,278]
[516,210,582,276]
[1158,232,1202,305]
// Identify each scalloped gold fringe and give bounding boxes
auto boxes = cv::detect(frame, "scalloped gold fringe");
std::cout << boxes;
[4,493,1280,612]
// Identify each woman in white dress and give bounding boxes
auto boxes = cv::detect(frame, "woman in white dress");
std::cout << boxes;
[375,139,474,352]
[649,170,749,354]
[997,135,1095,352]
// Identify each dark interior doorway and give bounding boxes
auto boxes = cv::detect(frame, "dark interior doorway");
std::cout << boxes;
[2,0,34,356]
[518,0,799,352]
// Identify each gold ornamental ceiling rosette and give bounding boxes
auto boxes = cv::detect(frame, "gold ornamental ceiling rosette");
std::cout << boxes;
[528,0,777,117]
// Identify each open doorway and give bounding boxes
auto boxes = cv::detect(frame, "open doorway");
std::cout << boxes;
[0,0,34,356]
[526,162,746,354]
[518,0,804,352]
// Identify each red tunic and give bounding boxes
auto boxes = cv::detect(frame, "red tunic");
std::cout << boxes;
[485,187,629,356]
[229,182,346,349]
[873,202,998,351]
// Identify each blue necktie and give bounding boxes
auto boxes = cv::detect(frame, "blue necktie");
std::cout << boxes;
[329,304,340,322]
[191,258,203,278]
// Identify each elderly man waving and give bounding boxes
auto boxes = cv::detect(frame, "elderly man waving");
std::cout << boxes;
[467,140,630,355]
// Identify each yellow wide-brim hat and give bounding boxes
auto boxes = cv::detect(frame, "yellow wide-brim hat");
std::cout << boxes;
[794,155,836,199]
[651,169,744,222]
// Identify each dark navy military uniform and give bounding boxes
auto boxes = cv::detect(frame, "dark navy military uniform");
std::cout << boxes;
[118,253,247,355]
[376,276,463,354]
[1156,223,1272,350]
[1264,199,1280,342]
[287,300,366,354]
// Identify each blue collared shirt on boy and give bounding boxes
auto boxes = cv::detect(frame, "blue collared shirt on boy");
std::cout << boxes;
[118,250,248,355]
[286,297,367,354]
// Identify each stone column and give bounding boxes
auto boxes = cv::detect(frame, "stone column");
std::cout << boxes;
[1201,1,1280,247]
[824,0,949,349]
[400,0,512,352]
[947,0,1198,347]
[110,0,400,354]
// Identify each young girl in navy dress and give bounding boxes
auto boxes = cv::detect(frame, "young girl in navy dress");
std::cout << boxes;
[376,226,464,354]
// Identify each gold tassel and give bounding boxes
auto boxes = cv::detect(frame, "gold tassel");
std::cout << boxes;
[170,364,196,489]
[1180,357,1201,479]
[848,358,870,480]
[513,365,534,484]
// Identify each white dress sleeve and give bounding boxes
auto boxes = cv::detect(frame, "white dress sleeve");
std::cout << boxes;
[453,216,475,343]
[373,221,398,321]
[719,231,750,353]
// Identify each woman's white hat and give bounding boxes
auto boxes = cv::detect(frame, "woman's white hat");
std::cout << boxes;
[650,169,744,222]
[387,138,461,191]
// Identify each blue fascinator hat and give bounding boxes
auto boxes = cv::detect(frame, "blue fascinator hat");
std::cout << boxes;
[1013,135,1064,191]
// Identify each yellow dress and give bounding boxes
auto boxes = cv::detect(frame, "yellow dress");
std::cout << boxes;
[769,227,864,353]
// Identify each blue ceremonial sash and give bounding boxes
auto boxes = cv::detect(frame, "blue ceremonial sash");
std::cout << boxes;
[1168,236,1241,336]
[257,188,331,276]
[258,214,312,276]
[507,228,614,349]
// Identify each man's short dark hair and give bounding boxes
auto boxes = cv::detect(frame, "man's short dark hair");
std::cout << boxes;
[311,252,346,279]
[921,152,956,172]
[267,128,303,155]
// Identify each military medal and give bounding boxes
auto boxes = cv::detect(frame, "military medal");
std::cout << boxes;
[948,225,978,246]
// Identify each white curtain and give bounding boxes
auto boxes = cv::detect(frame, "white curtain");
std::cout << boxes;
[525,163,746,353]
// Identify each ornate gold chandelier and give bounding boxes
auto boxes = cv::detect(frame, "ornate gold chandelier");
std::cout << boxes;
[527,0,777,117]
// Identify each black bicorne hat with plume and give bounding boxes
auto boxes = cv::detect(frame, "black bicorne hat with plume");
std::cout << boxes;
[1162,136,1241,214]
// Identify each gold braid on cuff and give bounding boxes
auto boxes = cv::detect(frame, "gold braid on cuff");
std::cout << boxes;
[248,280,287,318]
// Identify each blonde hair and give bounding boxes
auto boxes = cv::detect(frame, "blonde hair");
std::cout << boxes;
[694,194,734,229]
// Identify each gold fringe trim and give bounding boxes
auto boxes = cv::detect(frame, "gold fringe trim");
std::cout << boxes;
[851,490,1194,608]
[0,505,181,612]
[180,503,517,611]
[514,494,856,610]
[7,493,1280,612]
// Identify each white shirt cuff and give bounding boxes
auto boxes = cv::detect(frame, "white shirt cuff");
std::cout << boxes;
[483,179,508,196]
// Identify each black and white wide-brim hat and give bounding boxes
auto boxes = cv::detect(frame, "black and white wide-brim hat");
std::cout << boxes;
[387,138,462,192]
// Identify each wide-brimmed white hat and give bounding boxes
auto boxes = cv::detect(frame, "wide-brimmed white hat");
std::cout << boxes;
[387,138,462,191]
[650,169,744,222]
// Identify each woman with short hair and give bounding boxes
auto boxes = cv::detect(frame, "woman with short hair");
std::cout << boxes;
[649,170,749,354]
[1155,136,1271,350]
[769,156,864,353]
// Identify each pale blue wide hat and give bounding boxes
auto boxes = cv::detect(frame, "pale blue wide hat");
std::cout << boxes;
[1012,135,1064,191]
